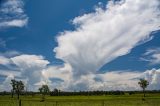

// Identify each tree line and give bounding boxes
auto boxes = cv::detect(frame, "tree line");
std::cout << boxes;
[0,78,158,101]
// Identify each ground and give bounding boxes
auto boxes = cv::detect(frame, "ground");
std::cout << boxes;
[0,93,160,106]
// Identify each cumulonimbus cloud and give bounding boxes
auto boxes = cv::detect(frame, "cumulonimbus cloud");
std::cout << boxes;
[10,54,49,90]
[54,0,160,78]
[0,53,50,91]
[1,0,160,91]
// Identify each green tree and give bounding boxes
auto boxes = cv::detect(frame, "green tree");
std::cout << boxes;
[10,79,25,99]
[10,79,16,98]
[138,78,149,97]
[53,88,59,96]
[39,85,50,101]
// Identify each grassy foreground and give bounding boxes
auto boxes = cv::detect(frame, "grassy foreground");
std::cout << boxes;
[0,93,160,106]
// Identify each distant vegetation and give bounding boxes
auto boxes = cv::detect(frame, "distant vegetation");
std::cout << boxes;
[1,89,160,97]
[39,84,50,101]
[0,79,159,106]
[2,78,154,97]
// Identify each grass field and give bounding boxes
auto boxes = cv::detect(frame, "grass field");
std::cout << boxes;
[0,93,160,106]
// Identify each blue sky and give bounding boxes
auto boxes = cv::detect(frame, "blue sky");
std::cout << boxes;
[0,0,160,91]
[0,0,107,63]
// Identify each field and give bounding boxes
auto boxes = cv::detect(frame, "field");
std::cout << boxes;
[0,93,160,106]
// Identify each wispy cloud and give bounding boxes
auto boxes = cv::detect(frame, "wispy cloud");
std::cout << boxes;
[0,0,28,29]
[0,56,11,65]
[141,48,160,65]
[54,0,160,79]
[52,0,160,90]
[1,0,160,91]
[0,51,20,66]
[0,38,6,47]
[0,50,20,57]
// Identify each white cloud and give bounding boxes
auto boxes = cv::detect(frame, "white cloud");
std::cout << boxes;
[54,0,160,79]
[42,68,160,91]
[0,53,160,91]
[42,63,73,90]
[0,56,11,65]
[0,51,20,57]
[68,71,142,91]
[11,55,49,89]
[1,0,160,91]
[11,55,49,70]
[0,0,28,28]
[0,19,28,28]
[42,63,72,81]
[0,69,20,77]
[143,68,160,90]
[0,54,50,91]
[0,51,20,66]
[0,74,14,91]
[141,48,160,65]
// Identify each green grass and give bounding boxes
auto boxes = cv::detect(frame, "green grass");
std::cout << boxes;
[0,93,160,106]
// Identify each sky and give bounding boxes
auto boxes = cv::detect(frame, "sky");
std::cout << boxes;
[0,0,160,91]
